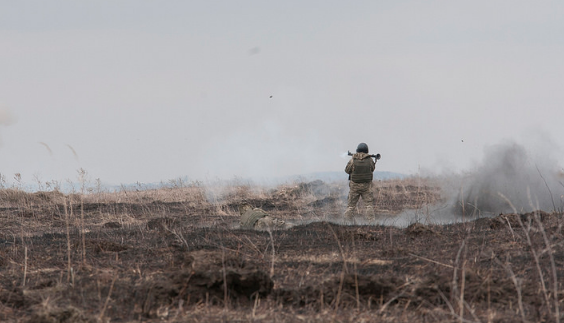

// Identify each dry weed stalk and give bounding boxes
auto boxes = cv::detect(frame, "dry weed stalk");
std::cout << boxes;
[499,192,551,317]
[98,272,118,321]
[452,240,466,321]
[64,198,72,284]
[494,257,526,323]
[499,190,563,323]
[532,210,560,323]
[221,243,229,310]
[22,246,27,287]
[527,189,560,323]
[267,229,276,278]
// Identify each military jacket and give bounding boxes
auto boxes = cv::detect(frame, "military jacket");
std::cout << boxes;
[345,152,376,183]
[240,208,268,229]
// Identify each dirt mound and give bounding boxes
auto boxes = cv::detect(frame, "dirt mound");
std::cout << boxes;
[490,210,552,229]
[405,223,437,236]
[138,250,273,317]
[275,274,401,307]
[102,221,121,228]
[413,269,535,307]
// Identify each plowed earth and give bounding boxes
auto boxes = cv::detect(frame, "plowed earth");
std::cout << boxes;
[1,180,563,322]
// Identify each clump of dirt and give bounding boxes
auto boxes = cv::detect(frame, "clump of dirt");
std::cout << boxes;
[102,221,121,228]
[405,223,437,236]
[348,228,380,241]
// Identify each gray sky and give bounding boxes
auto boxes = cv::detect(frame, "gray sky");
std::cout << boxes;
[1,1,564,186]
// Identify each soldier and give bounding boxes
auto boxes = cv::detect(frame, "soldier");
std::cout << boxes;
[239,203,285,230]
[344,143,377,221]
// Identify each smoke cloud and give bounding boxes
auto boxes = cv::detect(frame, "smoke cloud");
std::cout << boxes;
[454,140,564,215]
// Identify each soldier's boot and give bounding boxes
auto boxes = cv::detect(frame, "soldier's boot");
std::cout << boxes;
[344,207,356,224]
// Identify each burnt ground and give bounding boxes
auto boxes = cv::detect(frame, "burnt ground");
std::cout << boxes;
[1,179,564,322]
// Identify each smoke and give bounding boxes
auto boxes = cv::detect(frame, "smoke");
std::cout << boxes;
[453,140,564,215]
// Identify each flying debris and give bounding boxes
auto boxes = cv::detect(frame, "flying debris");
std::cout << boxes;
[248,47,261,55]
[38,142,53,156]
[66,144,79,161]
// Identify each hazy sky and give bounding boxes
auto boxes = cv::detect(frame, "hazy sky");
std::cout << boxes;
[1,1,564,186]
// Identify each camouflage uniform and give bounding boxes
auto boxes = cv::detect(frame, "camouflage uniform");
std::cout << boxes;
[239,204,285,230]
[344,152,376,220]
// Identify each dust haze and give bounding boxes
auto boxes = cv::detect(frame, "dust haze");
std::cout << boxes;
[449,139,564,215]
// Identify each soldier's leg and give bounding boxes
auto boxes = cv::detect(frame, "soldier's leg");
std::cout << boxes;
[360,183,376,219]
[345,182,361,220]
[255,216,285,229]
[255,217,273,229]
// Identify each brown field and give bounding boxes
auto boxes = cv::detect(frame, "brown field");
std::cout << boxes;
[1,178,563,322]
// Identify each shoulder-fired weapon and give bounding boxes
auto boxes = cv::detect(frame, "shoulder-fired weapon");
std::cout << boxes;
[347,151,381,160]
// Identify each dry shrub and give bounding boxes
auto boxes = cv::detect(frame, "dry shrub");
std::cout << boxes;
[82,185,209,206]
[0,189,64,206]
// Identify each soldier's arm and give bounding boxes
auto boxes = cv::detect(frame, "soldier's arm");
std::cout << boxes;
[345,159,354,174]
[370,159,376,172]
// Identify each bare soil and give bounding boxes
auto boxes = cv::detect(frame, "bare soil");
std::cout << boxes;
[1,179,563,322]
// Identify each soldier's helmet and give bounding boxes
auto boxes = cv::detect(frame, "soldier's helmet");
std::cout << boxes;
[356,143,369,153]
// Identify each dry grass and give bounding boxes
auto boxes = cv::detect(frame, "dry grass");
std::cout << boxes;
[0,176,562,322]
